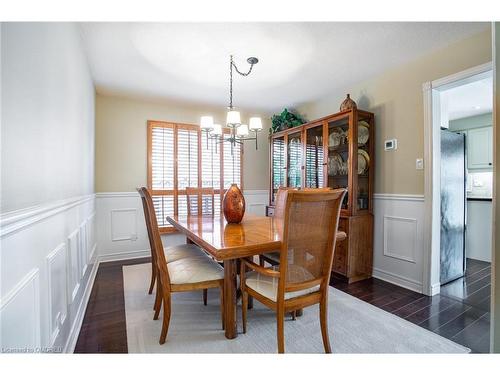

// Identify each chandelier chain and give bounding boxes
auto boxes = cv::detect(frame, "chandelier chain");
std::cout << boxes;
[229,55,256,109]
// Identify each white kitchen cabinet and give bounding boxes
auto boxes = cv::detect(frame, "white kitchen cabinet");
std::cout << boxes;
[467,127,493,169]
[466,200,492,262]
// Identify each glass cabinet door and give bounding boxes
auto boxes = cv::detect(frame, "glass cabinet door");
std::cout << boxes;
[305,124,324,188]
[287,131,303,188]
[327,116,350,210]
[356,111,373,213]
[271,136,286,203]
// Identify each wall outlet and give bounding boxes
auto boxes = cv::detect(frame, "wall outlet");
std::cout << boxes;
[416,158,424,170]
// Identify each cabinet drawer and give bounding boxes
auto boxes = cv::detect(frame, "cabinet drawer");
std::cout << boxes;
[333,240,348,275]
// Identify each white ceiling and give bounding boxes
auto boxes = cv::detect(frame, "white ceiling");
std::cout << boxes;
[441,75,493,120]
[80,22,489,112]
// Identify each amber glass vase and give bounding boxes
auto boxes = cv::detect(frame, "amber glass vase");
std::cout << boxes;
[223,184,246,223]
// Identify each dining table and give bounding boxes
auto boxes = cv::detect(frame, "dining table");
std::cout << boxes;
[167,213,346,340]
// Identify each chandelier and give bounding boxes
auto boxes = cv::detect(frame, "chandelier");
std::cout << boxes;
[200,55,263,153]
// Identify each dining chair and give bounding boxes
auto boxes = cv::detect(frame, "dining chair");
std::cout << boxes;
[140,187,225,344]
[186,186,216,305]
[186,187,215,216]
[137,188,209,298]
[240,188,346,353]
[260,187,331,267]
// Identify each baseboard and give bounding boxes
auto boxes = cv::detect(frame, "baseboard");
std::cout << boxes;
[98,249,150,263]
[372,267,423,294]
[430,282,441,296]
[63,258,99,353]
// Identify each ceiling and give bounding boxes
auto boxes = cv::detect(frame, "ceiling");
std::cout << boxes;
[80,22,489,112]
[441,74,493,120]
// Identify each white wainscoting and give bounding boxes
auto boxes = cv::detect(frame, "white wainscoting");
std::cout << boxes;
[372,194,425,293]
[0,195,97,353]
[95,190,269,262]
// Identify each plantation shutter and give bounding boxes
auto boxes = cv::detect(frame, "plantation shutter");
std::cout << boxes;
[148,121,243,233]
[223,134,242,189]
[177,126,200,217]
[148,123,175,229]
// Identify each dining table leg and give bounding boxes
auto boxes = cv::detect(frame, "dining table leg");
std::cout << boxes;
[223,259,238,339]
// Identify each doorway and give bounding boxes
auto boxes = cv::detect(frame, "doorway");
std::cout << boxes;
[422,63,493,352]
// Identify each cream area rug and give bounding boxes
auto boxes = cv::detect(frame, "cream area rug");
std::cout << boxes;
[123,263,470,353]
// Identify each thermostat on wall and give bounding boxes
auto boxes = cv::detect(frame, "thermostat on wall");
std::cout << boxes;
[384,139,397,151]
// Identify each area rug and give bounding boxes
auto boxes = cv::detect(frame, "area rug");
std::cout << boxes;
[123,263,470,353]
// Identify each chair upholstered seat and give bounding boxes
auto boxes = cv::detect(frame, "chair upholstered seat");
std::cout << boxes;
[168,256,224,285]
[245,266,320,302]
[164,243,208,263]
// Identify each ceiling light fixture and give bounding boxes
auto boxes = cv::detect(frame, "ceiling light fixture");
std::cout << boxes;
[200,55,262,154]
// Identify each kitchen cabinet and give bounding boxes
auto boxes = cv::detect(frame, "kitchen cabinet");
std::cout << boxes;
[467,127,493,169]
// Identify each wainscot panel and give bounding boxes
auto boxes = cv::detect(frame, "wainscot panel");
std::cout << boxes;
[0,195,97,353]
[372,194,425,293]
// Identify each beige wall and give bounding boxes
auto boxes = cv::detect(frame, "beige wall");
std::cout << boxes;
[95,94,271,192]
[296,30,492,195]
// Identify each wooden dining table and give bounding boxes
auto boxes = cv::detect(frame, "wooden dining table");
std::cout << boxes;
[167,213,346,339]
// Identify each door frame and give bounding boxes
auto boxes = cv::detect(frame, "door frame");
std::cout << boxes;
[422,61,493,296]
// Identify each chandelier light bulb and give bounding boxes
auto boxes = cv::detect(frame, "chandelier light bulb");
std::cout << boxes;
[237,124,249,138]
[249,117,263,131]
[212,123,222,136]
[226,110,241,128]
[200,116,214,131]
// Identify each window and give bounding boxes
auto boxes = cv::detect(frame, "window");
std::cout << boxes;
[147,120,243,233]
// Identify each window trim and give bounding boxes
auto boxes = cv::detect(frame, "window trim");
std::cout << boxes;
[147,120,243,233]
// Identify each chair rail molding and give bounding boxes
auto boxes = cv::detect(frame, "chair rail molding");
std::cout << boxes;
[0,194,95,238]
[95,190,269,260]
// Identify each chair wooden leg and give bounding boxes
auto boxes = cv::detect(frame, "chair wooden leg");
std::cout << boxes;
[203,289,208,306]
[277,306,285,353]
[148,262,156,295]
[219,283,225,330]
[153,276,162,320]
[291,310,297,320]
[320,296,331,353]
[242,290,248,334]
[159,294,171,345]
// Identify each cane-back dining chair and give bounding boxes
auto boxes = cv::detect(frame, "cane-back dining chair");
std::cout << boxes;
[260,187,332,267]
[186,187,217,305]
[138,188,209,298]
[240,188,346,353]
[138,187,225,344]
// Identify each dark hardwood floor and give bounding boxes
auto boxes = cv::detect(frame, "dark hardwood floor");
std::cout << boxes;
[75,257,491,353]
[332,258,491,353]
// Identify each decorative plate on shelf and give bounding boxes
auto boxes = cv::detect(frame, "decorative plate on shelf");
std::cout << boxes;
[358,121,370,145]
[328,128,343,148]
[328,152,344,176]
[357,149,370,175]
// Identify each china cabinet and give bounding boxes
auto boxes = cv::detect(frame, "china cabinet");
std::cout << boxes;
[267,108,374,283]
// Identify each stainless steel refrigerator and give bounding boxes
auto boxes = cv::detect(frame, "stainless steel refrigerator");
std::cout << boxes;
[440,129,467,285]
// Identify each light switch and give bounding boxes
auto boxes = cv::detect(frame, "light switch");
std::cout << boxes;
[416,158,424,170]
